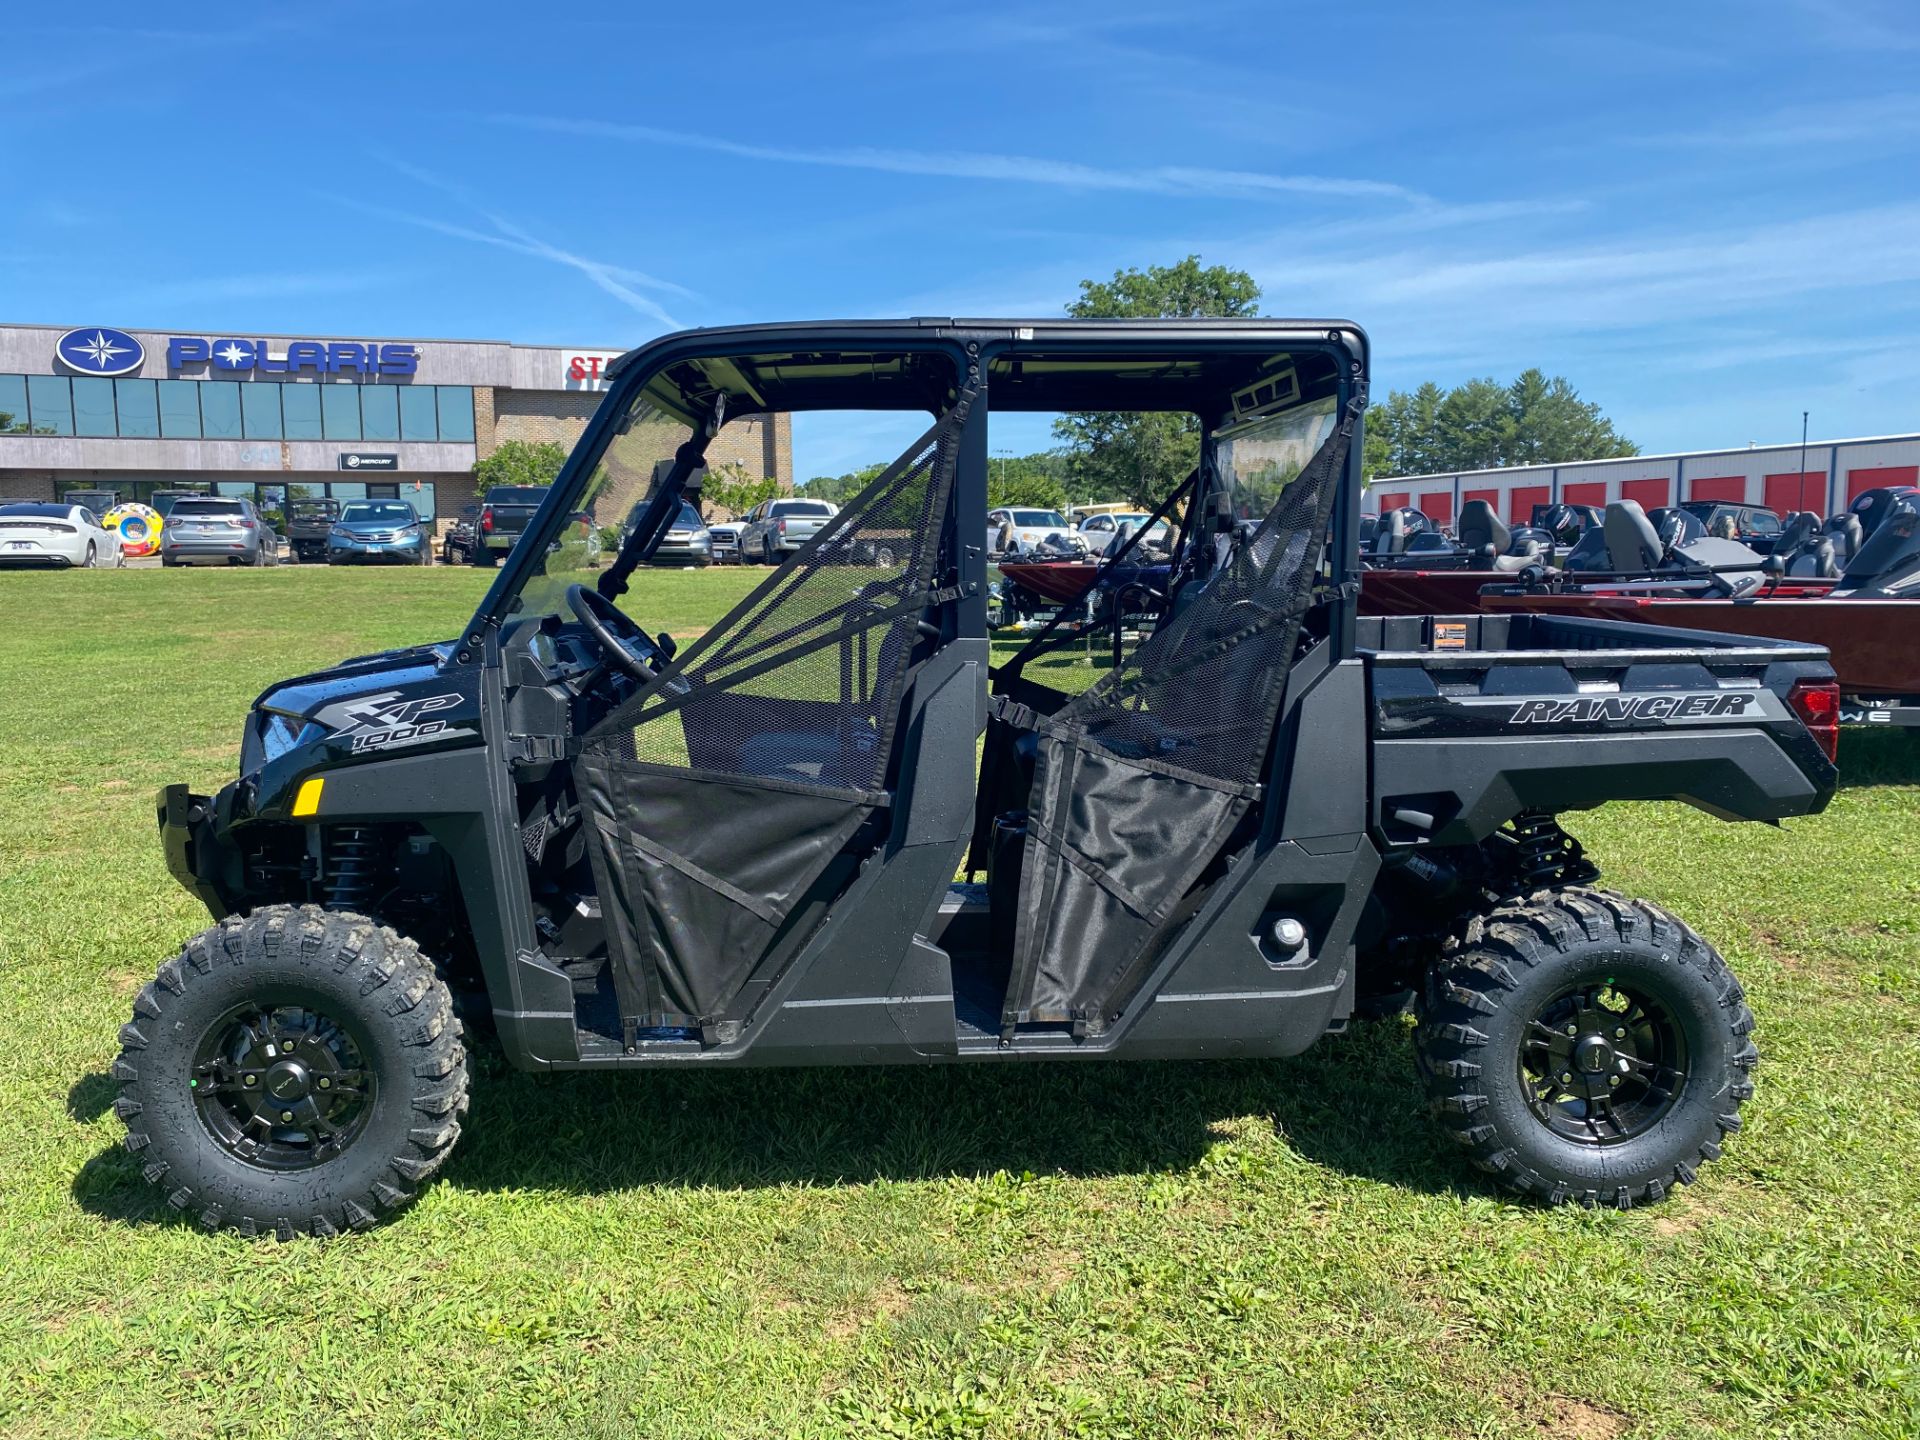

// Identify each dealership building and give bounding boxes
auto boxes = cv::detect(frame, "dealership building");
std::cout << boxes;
[0,322,791,525]
[1372,432,1920,528]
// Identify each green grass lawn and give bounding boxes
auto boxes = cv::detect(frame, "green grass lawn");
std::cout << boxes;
[1,565,1917,1439]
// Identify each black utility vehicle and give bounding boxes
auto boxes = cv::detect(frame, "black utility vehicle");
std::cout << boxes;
[122,320,1840,1238]
[284,498,341,564]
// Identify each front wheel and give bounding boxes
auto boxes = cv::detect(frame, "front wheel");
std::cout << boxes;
[114,906,468,1238]
[1415,887,1755,1208]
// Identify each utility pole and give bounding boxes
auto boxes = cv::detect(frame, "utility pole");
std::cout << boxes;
[1798,411,1810,513]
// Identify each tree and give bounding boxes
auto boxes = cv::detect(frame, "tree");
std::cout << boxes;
[1365,371,1636,478]
[702,460,780,520]
[473,439,568,497]
[1052,256,1261,508]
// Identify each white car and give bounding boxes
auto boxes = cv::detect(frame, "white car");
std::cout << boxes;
[988,507,1082,557]
[1076,511,1172,555]
[0,501,123,569]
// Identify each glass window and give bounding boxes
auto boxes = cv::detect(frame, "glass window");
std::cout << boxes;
[158,381,201,438]
[435,386,474,442]
[216,481,255,498]
[398,386,437,441]
[282,383,322,440]
[408,482,437,522]
[71,378,117,436]
[0,375,30,434]
[321,384,360,440]
[241,384,282,440]
[200,382,243,439]
[329,481,366,501]
[360,385,399,441]
[115,379,159,438]
[27,376,73,435]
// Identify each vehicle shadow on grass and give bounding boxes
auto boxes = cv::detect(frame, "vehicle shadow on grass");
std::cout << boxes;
[73,1015,1483,1229]
[1836,730,1920,788]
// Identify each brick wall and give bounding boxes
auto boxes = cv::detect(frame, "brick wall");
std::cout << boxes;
[0,470,56,501]
[489,389,602,451]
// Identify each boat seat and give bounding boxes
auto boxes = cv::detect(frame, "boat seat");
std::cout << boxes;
[1457,499,1508,561]
[1823,513,1863,563]
[1603,500,1664,571]
[1372,508,1410,556]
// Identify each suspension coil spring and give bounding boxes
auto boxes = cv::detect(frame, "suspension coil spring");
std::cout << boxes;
[1510,811,1578,890]
[324,826,379,913]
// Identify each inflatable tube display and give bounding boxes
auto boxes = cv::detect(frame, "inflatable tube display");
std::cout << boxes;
[104,503,163,558]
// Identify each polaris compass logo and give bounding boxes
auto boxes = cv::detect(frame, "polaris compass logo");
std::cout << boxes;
[55,327,145,377]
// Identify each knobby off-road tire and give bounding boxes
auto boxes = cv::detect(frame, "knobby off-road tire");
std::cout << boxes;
[114,906,469,1238]
[1415,886,1756,1208]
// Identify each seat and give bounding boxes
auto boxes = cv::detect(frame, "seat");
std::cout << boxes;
[1603,500,1664,571]
[1823,512,1863,564]
[1457,499,1508,561]
[1372,508,1410,556]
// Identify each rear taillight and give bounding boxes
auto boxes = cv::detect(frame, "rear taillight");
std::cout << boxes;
[480,508,494,533]
[776,517,787,535]
[237,519,255,529]
[1788,679,1840,764]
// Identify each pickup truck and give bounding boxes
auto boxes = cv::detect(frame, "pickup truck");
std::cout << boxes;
[284,497,341,564]
[471,485,549,566]
[735,496,839,564]
[119,317,1839,1239]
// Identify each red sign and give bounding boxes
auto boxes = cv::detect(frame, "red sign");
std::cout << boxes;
[564,351,623,392]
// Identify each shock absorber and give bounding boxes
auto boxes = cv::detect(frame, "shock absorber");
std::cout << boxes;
[1506,811,1598,891]
[324,826,379,913]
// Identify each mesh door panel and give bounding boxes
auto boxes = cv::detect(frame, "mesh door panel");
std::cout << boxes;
[589,406,962,795]
[1006,419,1354,1029]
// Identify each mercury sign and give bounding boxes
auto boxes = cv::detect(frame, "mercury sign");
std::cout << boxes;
[168,337,419,377]
[565,351,623,392]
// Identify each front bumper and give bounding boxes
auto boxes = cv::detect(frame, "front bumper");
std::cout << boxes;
[328,534,425,562]
[157,783,229,918]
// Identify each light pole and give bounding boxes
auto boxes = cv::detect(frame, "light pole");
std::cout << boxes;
[1797,411,1810,513]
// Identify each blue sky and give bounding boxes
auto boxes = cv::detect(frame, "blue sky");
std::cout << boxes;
[5,0,1919,476]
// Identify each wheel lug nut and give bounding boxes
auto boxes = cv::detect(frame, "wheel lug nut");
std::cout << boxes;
[243,1075,257,1087]
[1614,1027,1626,1040]
[1565,1025,1577,1037]
[1560,1072,1573,1084]
[1608,1076,1620,1087]
[317,1077,331,1090]
[280,1111,295,1123]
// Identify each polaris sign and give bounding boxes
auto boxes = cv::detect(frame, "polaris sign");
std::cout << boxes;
[167,337,419,377]
[55,327,146,377]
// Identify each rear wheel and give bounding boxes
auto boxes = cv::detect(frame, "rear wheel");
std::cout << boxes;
[82,542,97,568]
[114,906,468,1238]
[1415,886,1755,1208]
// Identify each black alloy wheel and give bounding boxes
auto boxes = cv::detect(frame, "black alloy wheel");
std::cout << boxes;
[189,1001,376,1171]
[1517,980,1688,1145]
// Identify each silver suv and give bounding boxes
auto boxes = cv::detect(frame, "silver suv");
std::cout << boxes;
[737,497,839,564]
[160,496,279,567]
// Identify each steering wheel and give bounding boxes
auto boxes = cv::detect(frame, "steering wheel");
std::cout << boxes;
[566,584,665,680]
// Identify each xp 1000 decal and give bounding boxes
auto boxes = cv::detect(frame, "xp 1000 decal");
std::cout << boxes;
[313,691,471,754]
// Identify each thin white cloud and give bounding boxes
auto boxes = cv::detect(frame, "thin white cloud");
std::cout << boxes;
[112,271,394,311]
[483,113,1426,203]
[325,155,696,330]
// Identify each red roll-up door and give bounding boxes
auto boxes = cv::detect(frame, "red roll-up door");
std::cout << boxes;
[1419,491,1453,525]
[1374,491,1408,514]
[1688,475,1747,503]
[1764,471,1826,515]
[1847,464,1918,503]
[1562,482,1606,507]
[1462,488,1498,513]
[1508,485,1549,524]
[1621,477,1670,509]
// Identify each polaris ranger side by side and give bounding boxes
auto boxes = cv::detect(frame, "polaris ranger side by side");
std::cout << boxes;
[120,320,1841,1238]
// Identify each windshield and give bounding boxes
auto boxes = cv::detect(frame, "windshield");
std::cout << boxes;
[1011,510,1068,527]
[514,393,693,623]
[340,502,417,524]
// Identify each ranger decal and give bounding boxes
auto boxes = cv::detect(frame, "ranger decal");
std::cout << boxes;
[1508,693,1755,725]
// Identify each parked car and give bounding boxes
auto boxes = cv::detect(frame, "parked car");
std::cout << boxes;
[326,500,428,565]
[159,496,278,567]
[473,486,550,566]
[1677,501,1783,546]
[440,504,480,565]
[620,499,711,566]
[285,498,342,564]
[0,501,123,568]
[706,520,742,564]
[62,488,121,518]
[988,506,1079,556]
[1076,510,1172,555]
[737,497,839,563]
